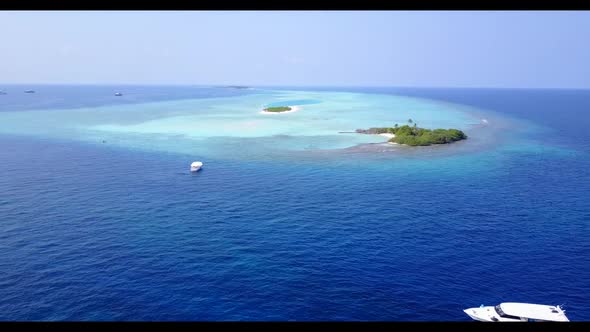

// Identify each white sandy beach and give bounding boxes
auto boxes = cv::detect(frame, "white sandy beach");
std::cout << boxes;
[378,133,398,145]
[260,105,302,114]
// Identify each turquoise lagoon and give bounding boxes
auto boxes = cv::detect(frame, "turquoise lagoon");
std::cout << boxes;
[0,89,497,161]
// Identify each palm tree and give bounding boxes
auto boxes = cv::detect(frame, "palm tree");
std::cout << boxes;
[408,118,413,124]
[394,123,398,129]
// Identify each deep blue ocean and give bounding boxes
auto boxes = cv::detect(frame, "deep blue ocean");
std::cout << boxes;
[0,85,589,321]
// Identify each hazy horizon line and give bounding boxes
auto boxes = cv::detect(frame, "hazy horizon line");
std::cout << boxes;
[1,82,589,91]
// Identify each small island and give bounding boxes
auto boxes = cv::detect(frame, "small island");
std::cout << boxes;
[356,119,467,146]
[261,106,301,114]
[264,106,292,113]
[225,85,251,89]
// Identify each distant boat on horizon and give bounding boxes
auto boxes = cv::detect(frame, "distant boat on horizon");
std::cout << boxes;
[114,92,123,96]
[24,90,35,93]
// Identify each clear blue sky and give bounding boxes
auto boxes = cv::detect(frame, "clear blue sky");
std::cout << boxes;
[1,11,590,88]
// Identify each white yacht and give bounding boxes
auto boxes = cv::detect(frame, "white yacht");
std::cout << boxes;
[190,161,203,172]
[464,302,569,322]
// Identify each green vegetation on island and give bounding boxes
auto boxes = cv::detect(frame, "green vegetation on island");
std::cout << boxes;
[356,119,467,146]
[264,106,292,113]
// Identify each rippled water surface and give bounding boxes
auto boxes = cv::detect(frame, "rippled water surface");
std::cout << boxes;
[0,85,588,321]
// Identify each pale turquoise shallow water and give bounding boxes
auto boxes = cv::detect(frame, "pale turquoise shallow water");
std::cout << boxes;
[0,89,484,160]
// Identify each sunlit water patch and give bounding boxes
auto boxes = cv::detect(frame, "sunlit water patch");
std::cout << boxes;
[0,89,498,160]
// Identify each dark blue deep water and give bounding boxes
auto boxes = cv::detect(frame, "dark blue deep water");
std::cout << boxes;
[0,84,257,112]
[0,86,589,321]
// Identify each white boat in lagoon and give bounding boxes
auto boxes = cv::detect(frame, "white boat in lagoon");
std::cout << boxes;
[190,161,203,172]
[464,302,569,322]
